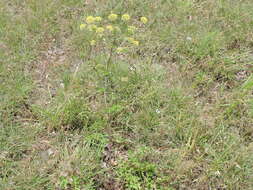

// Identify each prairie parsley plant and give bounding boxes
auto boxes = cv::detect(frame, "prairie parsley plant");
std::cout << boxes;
[79,13,149,106]
[79,12,148,80]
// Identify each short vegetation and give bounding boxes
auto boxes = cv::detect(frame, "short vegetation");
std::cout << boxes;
[0,0,252,189]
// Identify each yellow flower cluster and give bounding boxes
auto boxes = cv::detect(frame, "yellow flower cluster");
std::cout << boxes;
[79,13,148,48]
[140,16,148,24]
[85,16,103,24]
[121,14,130,21]
[86,16,95,24]
[96,27,104,33]
[108,13,118,21]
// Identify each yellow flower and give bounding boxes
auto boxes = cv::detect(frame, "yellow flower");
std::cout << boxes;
[79,24,86,30]
[106,25,114,32]
[86,16,95,24]
[95,16,102,22]
[108,13,118,21]
[140,16,148,24]
[132,40,139,46]
[121,14,130,21]
[127,26,136,33]
[88,24,97,31]
[90,40,96,46]
[96,27,104,33]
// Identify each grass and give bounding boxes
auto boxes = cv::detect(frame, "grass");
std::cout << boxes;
[0,0,252,189]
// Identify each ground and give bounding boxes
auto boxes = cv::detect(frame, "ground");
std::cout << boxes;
[0,0,253,189]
